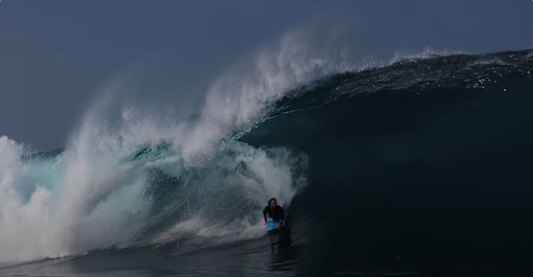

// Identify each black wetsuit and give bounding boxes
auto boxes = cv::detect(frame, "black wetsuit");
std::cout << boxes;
[263,205,285,223]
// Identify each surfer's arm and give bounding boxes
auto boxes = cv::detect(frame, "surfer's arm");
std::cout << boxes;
[262,207,268,223]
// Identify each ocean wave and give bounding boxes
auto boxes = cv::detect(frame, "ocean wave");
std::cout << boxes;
[2,39,531,268]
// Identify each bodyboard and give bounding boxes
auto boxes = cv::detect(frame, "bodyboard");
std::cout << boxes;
[265,218,279,231]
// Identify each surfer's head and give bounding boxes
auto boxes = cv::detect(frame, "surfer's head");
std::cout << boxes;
[269,198,277,208]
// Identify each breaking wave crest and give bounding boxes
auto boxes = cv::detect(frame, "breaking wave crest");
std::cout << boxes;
[0,30,349,265]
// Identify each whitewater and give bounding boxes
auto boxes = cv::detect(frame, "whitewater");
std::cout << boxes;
[0,30,359,266]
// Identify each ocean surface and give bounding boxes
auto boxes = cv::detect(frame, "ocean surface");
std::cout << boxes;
[1,49,532,276]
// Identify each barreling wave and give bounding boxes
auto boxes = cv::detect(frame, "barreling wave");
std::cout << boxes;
[1,38,531,270]
[238,48,533,274]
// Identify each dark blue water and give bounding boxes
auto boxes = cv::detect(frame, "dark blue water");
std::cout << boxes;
[2,49,533,276]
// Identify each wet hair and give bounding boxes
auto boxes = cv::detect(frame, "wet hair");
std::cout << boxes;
[269,198,277,205]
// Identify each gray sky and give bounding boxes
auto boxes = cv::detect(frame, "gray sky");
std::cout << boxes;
[0,0,531,150]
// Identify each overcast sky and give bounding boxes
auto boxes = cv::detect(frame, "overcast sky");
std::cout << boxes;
[0,0,531,150]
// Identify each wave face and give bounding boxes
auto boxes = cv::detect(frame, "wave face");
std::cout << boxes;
[1,48,533,276]
[240,49,533,275]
